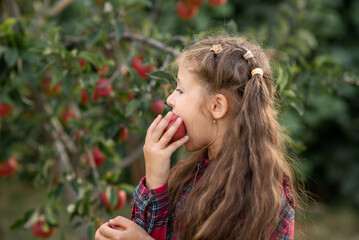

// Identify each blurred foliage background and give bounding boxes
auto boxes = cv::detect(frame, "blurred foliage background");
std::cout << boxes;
[0,0,358,239]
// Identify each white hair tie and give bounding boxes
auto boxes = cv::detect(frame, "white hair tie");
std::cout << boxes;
[251,68,263,77]
[243,50,254,60]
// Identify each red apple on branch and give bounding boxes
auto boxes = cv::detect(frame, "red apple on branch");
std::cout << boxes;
[101,186,127,210]
[209,0,227,7]
[119,124,129,142]
[41,75,62,96]
[162,114,187,144]
[61,109,76,126]
[150,100,165,115]
[80,88,89,104]
[186,0,202,8]
[0,156,18,177]
[176,1,198,20]
[85,146,106,167]
[32,218,56,238]
[0,101,14,117]
[132,56,156,80]
[78,58,87,68]
[93,78,112,102]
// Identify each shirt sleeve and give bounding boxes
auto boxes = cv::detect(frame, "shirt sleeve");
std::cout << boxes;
[131,176,170,240]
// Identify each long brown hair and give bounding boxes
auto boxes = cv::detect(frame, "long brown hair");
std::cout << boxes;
[168,35,300,240]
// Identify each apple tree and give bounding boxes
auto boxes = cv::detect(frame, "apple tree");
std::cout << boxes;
[1,0,350,239]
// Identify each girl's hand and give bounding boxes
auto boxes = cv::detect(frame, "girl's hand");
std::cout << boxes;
[143,111,188,189]
[95,216,154,240]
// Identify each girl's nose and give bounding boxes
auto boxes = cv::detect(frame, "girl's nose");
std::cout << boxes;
[166,91,175,108]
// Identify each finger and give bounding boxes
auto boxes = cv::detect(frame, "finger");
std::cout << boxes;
[145,115,162,141]
[166,135,189,153]
[158,116,183,147]
[151,111,173,141]
[98,224,125,238]
[109,216,132,229]
[95,229,112,240]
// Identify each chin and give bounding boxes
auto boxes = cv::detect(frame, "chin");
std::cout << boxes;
[184,141,203,153]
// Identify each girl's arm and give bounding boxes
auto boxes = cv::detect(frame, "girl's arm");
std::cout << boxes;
[131,177,170,239]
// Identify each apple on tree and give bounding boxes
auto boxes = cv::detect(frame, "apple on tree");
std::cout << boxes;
[32,218,56,238]
[61,109,76,126]
[209,0,227,7]
[150,100,166,115]
[176,1,198,20]
[100,185,127,211]
[78,58,87,68]
[119,124,129,142]
[185,0,202,8]
[131,56,156,80]
[85,146,106,167]
[80,88,89,104]
[0,101,14,117]
[0,156,18,177]
[93,78,112,102]
[41,75,62,96]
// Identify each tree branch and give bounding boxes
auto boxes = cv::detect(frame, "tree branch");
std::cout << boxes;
[63,32,180,56]
[48,0,74,17]
[4,0,21,18]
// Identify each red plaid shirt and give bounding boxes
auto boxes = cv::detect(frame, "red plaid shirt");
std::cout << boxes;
[131,158,295,240]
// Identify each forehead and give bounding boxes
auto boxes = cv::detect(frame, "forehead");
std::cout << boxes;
[177,59,200,85]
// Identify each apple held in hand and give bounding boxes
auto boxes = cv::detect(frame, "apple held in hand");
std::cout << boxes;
[101,186,127,211]
[32,218,56,238]
[0,156,18,177]
[163,114,187,144]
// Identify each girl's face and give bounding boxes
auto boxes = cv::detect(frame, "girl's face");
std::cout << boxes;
[166,59,217,152]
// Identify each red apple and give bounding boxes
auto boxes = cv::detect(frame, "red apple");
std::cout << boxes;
[61,109,76,126]
[132,56,156,80]
[0,101,14,117]
[101,186,127,210]
[126,92,136,102]
[78,58,87,68]
[0,156,18,177]
[32,218,56,238]
[85,146,106,167]
[41,75,62,95]
[176,1,198,20]
[186,0,202,7]
[150,100,165,115]
[119,124,129,142]
[96,66,109,76]
[162,114,186,144]
[80,88,89,104]
[93,78,112,102]
[208,0,227,7]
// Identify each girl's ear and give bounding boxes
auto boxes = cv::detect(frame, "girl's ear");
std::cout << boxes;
[209,93,228,120]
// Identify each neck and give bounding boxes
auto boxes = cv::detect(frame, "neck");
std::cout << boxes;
[207,136,223,160]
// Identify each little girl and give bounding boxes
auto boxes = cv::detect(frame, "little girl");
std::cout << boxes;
[95,36,297,240]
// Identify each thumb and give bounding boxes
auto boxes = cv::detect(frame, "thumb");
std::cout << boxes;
[108,216,131,230]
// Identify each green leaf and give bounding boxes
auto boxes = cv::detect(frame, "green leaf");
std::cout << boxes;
[107,186,119,209]
[125,99,140,117]
[86,29,103,47]
[116,19,124,39]
[0,18,16,37]
[87,224,95,240]
[149,70,176,82]
[44,205,59,227]
[79,51,101,67]
[4,47,19,67]
[10,208,35,230]
[118,183,135,195]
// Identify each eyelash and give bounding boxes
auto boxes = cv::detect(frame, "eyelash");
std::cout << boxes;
[175,88,183,94]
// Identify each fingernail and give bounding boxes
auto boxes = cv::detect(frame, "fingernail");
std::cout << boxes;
[176,117,182,122]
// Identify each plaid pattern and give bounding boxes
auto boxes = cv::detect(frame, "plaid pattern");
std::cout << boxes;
[131,158,295,240]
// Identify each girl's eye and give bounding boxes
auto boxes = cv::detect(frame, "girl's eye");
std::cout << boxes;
[175,88,183,94]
